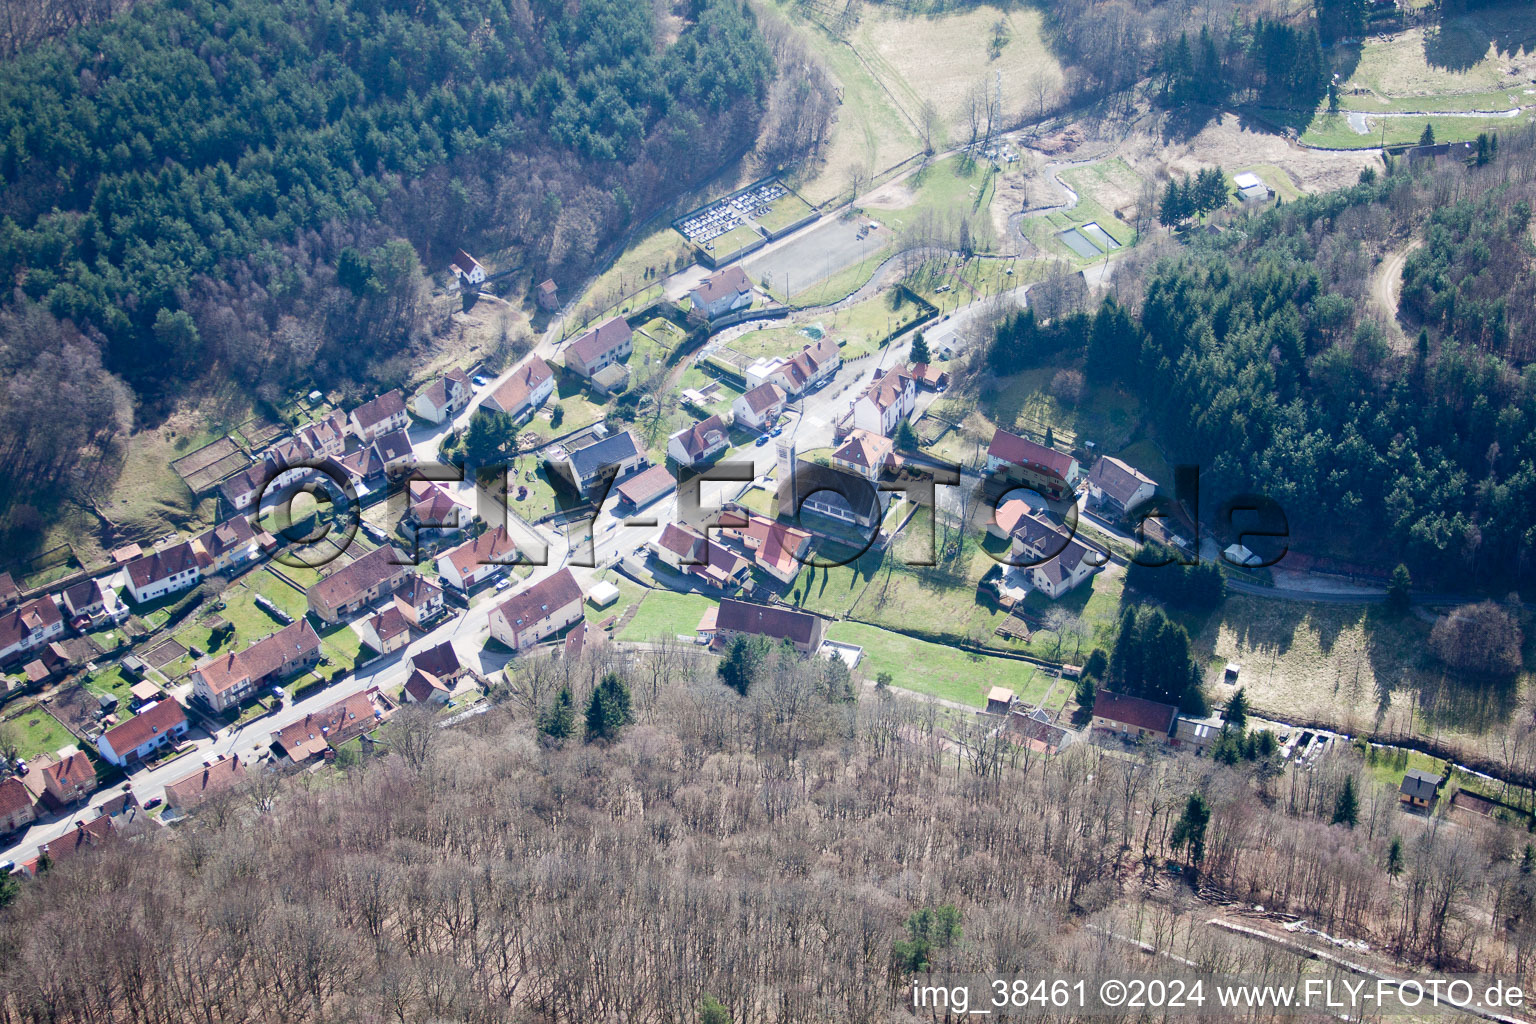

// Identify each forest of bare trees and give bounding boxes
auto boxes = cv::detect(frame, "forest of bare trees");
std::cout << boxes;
[3,639,1535,1024]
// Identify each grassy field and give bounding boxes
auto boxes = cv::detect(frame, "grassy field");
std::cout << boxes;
[828,621,1046,707]
[1342,5,1536,104]
[756,191,817,234]
[903,254,1027,310]
[584,574,646,629]
[867,156,1000,247]
[934,369,1146,457]
[1021,159,1141,263]
[1252,105,1532,149]
[698,223,765,264]
[619,590,717,642]
[3,704,76,760]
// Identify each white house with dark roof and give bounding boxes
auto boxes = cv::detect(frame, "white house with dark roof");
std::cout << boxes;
[555,430,646,496]
[689,265,754,319]
[297,410,349,457]
[411,367,474,424]
[1008,508,1103,600]
[847,367,916,438]
[0,596,64,666]
[349,389,409,442]
[831,429,894,481]
[1086,456,1156,516]
[488,569,584,650]
[564,317,633,379]
[732,381,786,431]
[668,414,730,466]
[124,543,202,604]
[97,698,189,766]
[191,516,261,574]
[436,526,518,592]
[450,250,486,287]
[746,337,841,396]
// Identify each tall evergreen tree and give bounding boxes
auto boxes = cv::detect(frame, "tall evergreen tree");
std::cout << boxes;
[585,672,633,742]
[539,685,577,740]
[1332,776,1360,828]
[1171,793,1211,869]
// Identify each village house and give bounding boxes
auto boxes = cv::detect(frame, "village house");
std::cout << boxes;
[297,410,349,458]
[832,429,895,481]
[648,523,751,592]
[906,362,950,391]
[553,430,646,497]
[1086,456,1157,517]
[482,354,555,420]
[372,428,414,473]
[190,619,322,713]
[307,545,411,624]
[123,543,201,604]
[411,641,469,685]
[732,381,786,432]
[746,337,840,396]
[263,435,322,494]
[689,265,754,319]
[488,568,584,650]
[411,367,474,424]
[359,604,412,655]
[338,443,387,493]
[1091,690,1177,742]
[219,465,267,512]
[614,464,676,512]
[0,595,63,668]
[564,317,634,379]
[402,481,470,543]
[986,428,1081,500]
[436,526,519,592]
[1008,508,1102,600]
[1400,768,1444,812]
[0,571,19,609]
[59,578,108,626]
[27,814,115,873]
[716,511,812,584]
[394,574,445,627]
[668,414,730,467]
[1005,708,1072,755]
[41,750,97,805]
[403,667,453,706]
[986,687,1016,715]
[272,687,392,764]
[713,598,827,656]
[164,754,247,813]
[846,367,916,438]
[0,776,35,835]
[450,250,486,288]
[349,389,409,443]
[96,698,190,766]
[191,516,262,575]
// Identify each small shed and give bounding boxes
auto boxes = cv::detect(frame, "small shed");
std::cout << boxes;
[986,687,1015,715]
[588,581,621,609]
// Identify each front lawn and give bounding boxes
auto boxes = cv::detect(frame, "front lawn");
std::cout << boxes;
[618,590,717,642]
[827,621,1046,707]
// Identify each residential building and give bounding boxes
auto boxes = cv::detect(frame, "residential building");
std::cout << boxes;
[986,687,1015,715]
[847,367,916,438]
[411,367,474,424]
[372,428,414,472]
[1086,457,1157,516]
[297,410,349,458]
[564,317,633,379]
[746,337,841,396]
[271,687,391,763]
[349,389,409,443]
[0,595,64,665]
[614,464,676,511]
[648,523,751,592]
[41,751,98,804]
[689,265,753,319]
[59,579,107,624]
[668,414,730,466]
[29,814,114,872]
[307,545,411,624]
[1401,768,1443,811]
[264,435,320,492]
[338,444,387,492]
[1005,709,1071,755]
[359,605,412,655]
[436,527,518,592]
[403,668,452,706]
[831,429,894,481]
[394,574,445,627]
[190,619,322,713]
[0,571,18,609]
[780,460,884,531]
[482,354,555,420]
[732,382,786,432]
[0,776,35,835]
[164,754,247,812]
[906,362,949,391]
[411,641,468,684]
[97,699,190,766]
[219,465,266,512]
[555,430,646,496]
[403,481,470,541]
[713,598,826,656]
[986,428,1081,500]
[123,543,201,604]
[1090,690,1177,741]
[488,569,584,650]
[191,516,261,574]
[451,250,486,288]
[589,362,630,397]
[716,511,811,584]
[536,278,559,311]
[1008,508,1101,599]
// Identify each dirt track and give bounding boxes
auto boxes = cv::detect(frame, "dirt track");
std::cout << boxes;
[1373,238,1423,353]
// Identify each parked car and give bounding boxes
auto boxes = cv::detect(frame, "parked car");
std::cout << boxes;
[144,797,162,810]
[755,434,770,447]
[472,375,489,387]
[271,687,286,703]
[771,426,783,437]
[495,578,512,591]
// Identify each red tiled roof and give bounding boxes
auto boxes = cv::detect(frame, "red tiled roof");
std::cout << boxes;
[988,428,1076,480]
[352,390,406,430]
[691,265,752,306]
[403,668,450,704]
[42,751,94,792]
[834,429,893,471]
[0,596,62,650]
[124,544,199,590]
[493,569,583,634]
[715,598,823,647]
[0,776,33,819]
[1093,690,1177,734]
[410,641,462,679]
[273,687,385,759]
[671,414,728,461]
[739,381,785,416]
[615,465,675,507]
[193,620,322,698]
[485,355,553,415]
[165,755,246,808]
[100,699,187,756]
[566,317,632,368]
[309,546,406,611]
[441,527,517,579]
